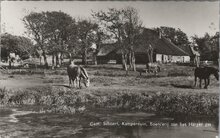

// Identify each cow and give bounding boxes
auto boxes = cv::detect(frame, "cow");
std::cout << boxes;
[67,60,90,88]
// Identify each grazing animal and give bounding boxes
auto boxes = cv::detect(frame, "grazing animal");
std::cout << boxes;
[194,66,219,89]
[147,63,160,74]
[67,61,90,88]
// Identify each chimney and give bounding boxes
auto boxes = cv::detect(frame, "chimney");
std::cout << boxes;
[158,28,162,39]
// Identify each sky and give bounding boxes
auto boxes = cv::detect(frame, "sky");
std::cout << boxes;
[1,1,219,39]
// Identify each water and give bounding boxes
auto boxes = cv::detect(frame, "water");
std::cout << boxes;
[0,107,218,138]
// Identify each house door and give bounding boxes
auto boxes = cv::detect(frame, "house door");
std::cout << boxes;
[153,52,156,62]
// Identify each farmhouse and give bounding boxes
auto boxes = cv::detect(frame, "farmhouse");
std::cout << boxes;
[97,28,191,64]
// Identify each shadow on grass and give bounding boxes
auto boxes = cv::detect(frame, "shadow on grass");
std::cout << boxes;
[52,84,71,88]
[136,74,165,79]
[52,84,87,89]
[86,65,124,71]
[171,84,194,89]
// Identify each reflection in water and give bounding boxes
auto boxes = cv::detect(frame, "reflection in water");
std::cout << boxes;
[0,107,218,138]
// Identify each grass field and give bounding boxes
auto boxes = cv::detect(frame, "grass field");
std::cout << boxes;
[0,64,218,93]
[0,64,219,115]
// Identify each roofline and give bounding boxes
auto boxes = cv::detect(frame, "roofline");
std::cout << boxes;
[161,37,190,56]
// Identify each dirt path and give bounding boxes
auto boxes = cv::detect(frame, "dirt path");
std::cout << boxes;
[0,75,47,89]
[0,79,47,89]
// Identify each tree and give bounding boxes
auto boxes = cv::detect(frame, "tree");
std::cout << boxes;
[17,36,35,59]
[192,32,219,62]
[1,33,20,61]
[44,11,76,67]
[155,26,190,47]
[91,14,111,65]
[93,28,109,65]
[1,33,34,67]
[93,8,128,71]
[93,7,143,71]
[23,12,49,68]
[121,7,142,71]
[65,24,80,60]
[35,46,43,65]
[77,19,98,65]
[209,32,219,63]
[1,33,34,59]
[192,33,210,61]
[23,11,77,67]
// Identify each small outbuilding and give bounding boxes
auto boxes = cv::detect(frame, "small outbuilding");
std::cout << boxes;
[97,43,120,64]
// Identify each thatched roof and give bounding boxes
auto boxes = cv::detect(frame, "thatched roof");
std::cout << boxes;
[97,28,190,57]
[133,28,189,56]
[97,43,118,56]
[178,45,194,56]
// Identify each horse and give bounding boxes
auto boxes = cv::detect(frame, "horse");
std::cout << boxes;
[67,61,90,88]
[194,66,219,89]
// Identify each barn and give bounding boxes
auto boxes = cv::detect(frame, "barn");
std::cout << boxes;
[97,28,191,64]
[96,43,120,64]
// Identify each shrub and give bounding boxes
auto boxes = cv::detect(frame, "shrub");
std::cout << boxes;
[0,87,218,116]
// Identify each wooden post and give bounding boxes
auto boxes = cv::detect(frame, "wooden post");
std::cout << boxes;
[0,44,1,65]
[146,44,154,70]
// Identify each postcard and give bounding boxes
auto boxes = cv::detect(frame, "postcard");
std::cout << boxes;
[0,1,219,138]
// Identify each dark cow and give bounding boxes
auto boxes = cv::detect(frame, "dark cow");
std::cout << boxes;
[67,61,90,88]
[194,66,219,89]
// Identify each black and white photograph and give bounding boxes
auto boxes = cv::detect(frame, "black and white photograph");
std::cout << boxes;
[0,1,219,138]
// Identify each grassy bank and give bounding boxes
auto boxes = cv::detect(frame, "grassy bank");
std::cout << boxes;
[0,86,218,116]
